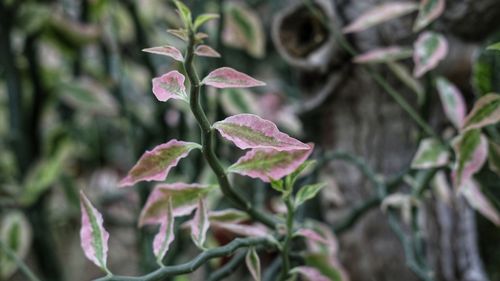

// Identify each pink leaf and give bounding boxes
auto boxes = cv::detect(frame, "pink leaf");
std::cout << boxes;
[413,32,448,77]
[452,130,488,189]
[413,0,445,32]
[228,144,314,182]
[295,228,329,245]
[213,114,309,151]
[291,266,330,281]
[343,2,418,33]
[153,196,175,264]
[139,183,215,226]
[436,77,466,129]
[353,46,413,64]
[461,179,500,226]
[194,45,221,58]
[245,247,261,281]
[142,45,184,62]
[79,191,110,273]
[201,67,265,89]
[211,221,269,237]
[191,199,210,249]
[208,209,249,223]
[304,221,339,256]
[119,140,201,187]
[152,71,188,102]
[462,93,500,132]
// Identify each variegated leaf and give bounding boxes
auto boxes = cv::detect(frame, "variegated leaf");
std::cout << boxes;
[210,221,269,237]
[488,141,500,175]
[190,199,209,249]
[462,93,500,132]
[431,171,452,205]
[436,77,466,129]
[223,3,265,58]
[413,32,448,77]
[295,183,326,207]
[173,0,192,28]
[452,130,488,189]
[295,228,329,245]
[228,144,314,182]
[291,266,330,281]
[246,247,261,281]
[194,45,221,58]
[0,211,32,280]
[411,138,449,169]
[167,29,188,41]
[209,209,249,223]
[413,0,445,32]
[119,140,201,187]
[304,253,347,281]
[343,2,418,33]
[139,183,215,226]
[201,67,265,89]
[213,114,309,151]
[79,191,110,273]
[142,45,184,62]
[487,42,500,52]
[461,179,500,226]
[353,46,412,64]
[153,196,174,265]
[387,62,425,104]
[152,71,188,102]
[303,221,339,256]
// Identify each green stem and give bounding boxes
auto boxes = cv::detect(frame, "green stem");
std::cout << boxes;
[0,239,41,281]
[183,28,276,228]
[94,237,272,281]
[279,195,295,280]
[206,250,246,281]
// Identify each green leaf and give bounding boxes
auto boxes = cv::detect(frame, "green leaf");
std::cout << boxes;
[286,160,317,188]
[295,183,326,207]
[0,212,32,280]
[223,3,265,58]
[411,138,449,169]
[452,129,488,188]
[173,0,192,28]
[487,42,500,52]
[488,141,500,176]
[245,247,261,281]
[194,13,219,30]
[462,93,500,132]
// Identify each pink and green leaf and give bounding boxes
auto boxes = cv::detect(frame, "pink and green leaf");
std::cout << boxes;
[436,77,466,129]
[211,221,269,237]
[353,46,413,64]
[152,71,188,103]
[228,144,314,182]
[295,183,326,207]
[79,191,110,273]
[461,179,500,226]
[142,45,184,62]
[0,211,32,280]
[209,209,249,223]
[413,32,448,77]
[343,2,418,33]
[452,130,488,189]
[139,183,215,226]
[119,140,201,187]
[213,114,309,151]
[201,67,265,89]
[411,138,449,169]
[462,93,500,132]
[245,247,261,281]
[295,228,329,245]
[291,266,330,281]
[413,0,445,32]
[304,253,347,281]
[190,199,210,249]
[194,45,221,58]
[153,196,175,265]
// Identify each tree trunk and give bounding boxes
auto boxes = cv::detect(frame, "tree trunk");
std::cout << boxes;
[272,0,500,280]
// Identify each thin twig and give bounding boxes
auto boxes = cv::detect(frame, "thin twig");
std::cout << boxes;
[0,240,41,281]
[94,237,273,281]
